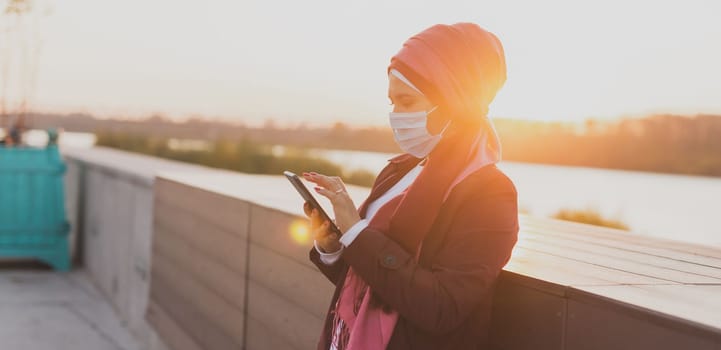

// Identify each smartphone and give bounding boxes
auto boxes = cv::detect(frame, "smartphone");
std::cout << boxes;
[283,171,341,235]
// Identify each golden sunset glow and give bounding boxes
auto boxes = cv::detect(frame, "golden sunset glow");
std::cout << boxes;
[0,0,717,126]
[289,219,311,245]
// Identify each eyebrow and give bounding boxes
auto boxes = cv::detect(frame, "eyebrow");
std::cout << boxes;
[388,93,414,100]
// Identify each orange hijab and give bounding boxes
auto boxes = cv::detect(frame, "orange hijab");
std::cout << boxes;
[381,22,508,254]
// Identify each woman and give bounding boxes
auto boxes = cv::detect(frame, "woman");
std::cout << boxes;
[302,22,519,350]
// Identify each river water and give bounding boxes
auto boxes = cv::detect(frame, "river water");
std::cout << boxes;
[311,148,721,248]
[50,130,720,248]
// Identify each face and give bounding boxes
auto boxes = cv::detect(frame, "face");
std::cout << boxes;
[388,74,447,135]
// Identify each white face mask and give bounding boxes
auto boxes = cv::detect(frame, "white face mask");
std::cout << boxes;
[389,106,451,158]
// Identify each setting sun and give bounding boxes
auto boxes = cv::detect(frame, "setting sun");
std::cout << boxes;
[0,0,717,126]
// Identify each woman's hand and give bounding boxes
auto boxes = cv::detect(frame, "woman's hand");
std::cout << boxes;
[302,172,361,234]
[303,201,342,253]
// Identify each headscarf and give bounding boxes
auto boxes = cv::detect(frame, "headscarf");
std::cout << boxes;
[329,22,507,350]
[385,21,507,254]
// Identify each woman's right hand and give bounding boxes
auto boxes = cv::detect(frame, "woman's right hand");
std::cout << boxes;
[303,201,342,253]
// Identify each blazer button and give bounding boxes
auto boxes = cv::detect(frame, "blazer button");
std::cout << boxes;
[383,254,397,267]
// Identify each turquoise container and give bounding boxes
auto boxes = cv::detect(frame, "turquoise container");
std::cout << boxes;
[0,130,70,271]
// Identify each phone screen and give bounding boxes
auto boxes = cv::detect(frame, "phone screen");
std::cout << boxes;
[284,171,341,234]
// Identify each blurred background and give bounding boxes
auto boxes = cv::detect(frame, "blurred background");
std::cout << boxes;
[1,0,720,246]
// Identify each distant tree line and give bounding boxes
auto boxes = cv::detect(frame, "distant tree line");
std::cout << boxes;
[29,112,401,153]
[94,131,377,187]
[494,114,721,177]
[29,111,721,177]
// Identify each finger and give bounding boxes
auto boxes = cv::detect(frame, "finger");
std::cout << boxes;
[332,176,348,192]
[304,173,339,190]
[303,201,312,217]
[322,220,330,232]
[309,208,322,227]
[313,220,331,241]
[314,186,338,202]
[301,172,319,183]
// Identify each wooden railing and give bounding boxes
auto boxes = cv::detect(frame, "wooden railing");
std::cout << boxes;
[63,146,721,350]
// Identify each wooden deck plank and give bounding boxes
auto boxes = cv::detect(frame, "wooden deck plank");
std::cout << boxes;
[519,232,721,280]
[151,252,245,348]
[146,302,204,350]
[569,284,721,335]
[153,226,246,312]
[155,178,251,238]
[247,242,334,319]
[149,268,242,350]
[154,199,248,275]
[519,215,721,259]
[564,296,721,350]
[245,280,324,350]
[519,217,721,266]
[505,246,675,291]
[247,205,318,269]
[516,236,721,284]
[489,276,566,350]
[245,316,302,350]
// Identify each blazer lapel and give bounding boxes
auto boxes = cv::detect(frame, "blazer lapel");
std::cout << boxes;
[358,153,421,218]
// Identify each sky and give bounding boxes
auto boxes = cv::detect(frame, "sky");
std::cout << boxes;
[1,0,720,127]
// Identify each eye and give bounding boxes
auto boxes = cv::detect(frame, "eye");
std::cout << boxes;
[398,96,414,108]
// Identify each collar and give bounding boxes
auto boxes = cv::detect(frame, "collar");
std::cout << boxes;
[388,153,417,164]
[387,153,425,175]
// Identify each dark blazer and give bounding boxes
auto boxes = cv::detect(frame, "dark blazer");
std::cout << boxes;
[309,153,519,350]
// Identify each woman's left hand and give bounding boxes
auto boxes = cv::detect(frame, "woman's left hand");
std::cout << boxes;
[302,172,361,234]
